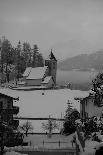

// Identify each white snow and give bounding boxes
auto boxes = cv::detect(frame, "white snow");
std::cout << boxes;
[5,151,27,155]
[26,66,47,79]
[4,88,89,132]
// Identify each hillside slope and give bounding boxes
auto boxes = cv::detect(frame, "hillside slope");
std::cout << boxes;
[58,51,103,71]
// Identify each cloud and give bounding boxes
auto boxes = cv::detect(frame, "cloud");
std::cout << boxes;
[1,0,103,60]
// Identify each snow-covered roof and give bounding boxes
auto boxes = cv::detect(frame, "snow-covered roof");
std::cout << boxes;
[74,91,89,100]
[23,67,32,77]
[26,66,47,80]
[0,88,19,99]
[41,76,52,84]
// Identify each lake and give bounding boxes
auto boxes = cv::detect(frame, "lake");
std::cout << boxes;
[56,69,98,90]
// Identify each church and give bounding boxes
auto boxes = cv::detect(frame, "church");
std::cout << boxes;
[20,51,57,89]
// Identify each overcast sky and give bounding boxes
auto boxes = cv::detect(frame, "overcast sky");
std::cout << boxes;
[0,0,103,60]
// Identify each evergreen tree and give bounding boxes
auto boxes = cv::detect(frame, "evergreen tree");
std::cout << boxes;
[37,53,44,67]
[92,72,103,106]
[32,44,39,67]
[32,44,44,67]
[0,38,13,82]
[15,41,26,80]
[63,100,80,135]
[0,38,44,82]
[22,42,32,67]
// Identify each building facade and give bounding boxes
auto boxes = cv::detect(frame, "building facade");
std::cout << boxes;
[0,90,19,130]
[79,92,103,120]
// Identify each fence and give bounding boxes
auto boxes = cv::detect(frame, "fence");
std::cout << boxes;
[42,140,69,148]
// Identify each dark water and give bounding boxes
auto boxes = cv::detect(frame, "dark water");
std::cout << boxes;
[56,69,98,90]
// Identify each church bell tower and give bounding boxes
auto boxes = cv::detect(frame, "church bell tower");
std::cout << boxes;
[45,50,57,86]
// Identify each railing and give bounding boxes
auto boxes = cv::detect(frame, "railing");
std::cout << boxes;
[0,107,19,114]
[42,140,70,148]
[14,116,65,121]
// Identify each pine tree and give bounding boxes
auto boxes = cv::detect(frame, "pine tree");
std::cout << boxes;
[22,42,32,67]
[32,44,39,67]
[0,38,13,82]
[63,100,80,135]
[37,53,44,67]
[15,41,24,80]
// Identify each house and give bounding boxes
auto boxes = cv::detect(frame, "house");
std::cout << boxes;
[75,90,103,121]
[20,51,57,88]
[0,89,19,130]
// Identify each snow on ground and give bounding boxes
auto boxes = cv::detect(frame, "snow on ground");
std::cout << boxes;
[83,140,99,155]
[23,134,74,148]
[2,88,89,132]
[4,151,27,155]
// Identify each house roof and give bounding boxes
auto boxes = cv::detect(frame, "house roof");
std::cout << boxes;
[23,67,32,77]
[26,66,48,80]
[0,89,19,100]
[41,76,52,84]
[74,91,90,100]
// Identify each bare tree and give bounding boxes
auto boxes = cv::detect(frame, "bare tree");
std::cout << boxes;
[20,121,33,136]
[42,116,59,138]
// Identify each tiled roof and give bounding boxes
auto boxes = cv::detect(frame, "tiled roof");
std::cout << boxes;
[41,76,52,84]
[26,66,47,80]
[23,67,32,77]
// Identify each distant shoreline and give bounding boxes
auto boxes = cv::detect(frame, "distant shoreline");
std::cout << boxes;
[57,68,99,72]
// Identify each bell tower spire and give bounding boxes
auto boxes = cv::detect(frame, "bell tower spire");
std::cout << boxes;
[45,50,57,86]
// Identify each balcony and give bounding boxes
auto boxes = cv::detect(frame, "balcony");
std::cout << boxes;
[13,106,19,115]
[0,106,19,115]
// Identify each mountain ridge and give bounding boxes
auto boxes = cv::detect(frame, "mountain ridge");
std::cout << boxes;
[58,51,103,71]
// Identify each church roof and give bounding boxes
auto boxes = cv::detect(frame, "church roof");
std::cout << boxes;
[26,66,48,80]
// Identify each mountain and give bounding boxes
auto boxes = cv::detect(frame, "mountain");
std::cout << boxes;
[58,51,103,71]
